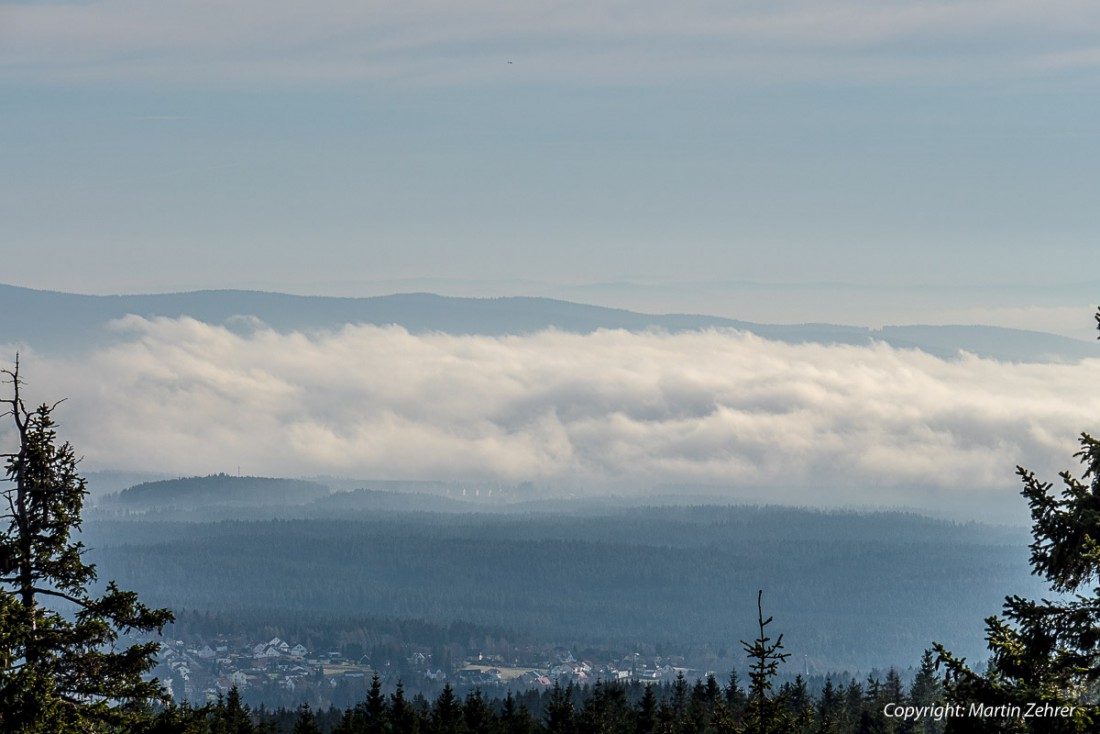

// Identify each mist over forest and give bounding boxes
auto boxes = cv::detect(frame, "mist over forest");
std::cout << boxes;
[3,284,1094,713]
[9,3,1100,725]
[84,478,1046,676]
[5,284,1100,520]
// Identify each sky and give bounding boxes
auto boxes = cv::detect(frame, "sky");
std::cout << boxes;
[4,1,1100,514]
[3,0,1100,334]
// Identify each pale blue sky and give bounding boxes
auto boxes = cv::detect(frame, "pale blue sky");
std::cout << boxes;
[3,0,1100,335]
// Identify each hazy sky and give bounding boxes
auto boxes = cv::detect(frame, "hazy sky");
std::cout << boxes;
[3,0,1100,335]
[5,3,1100,514]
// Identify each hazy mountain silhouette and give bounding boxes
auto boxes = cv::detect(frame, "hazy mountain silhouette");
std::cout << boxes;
[101,474,329,511]
[2,283,1095,362]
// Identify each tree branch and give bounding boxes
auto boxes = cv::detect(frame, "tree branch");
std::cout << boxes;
[28,586,90,608]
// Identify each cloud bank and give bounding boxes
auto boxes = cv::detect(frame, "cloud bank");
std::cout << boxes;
[4,0,1100,86]
[4,317,1099,505]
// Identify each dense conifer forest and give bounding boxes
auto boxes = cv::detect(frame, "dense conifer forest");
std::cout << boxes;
[80,506,1040,673]
[196,662,949,734]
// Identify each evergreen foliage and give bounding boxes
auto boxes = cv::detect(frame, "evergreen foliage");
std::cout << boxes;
[0,359,177,731]
[934,310,1100,732]
[290,704,321,734]
[741,590,792,734]
[203,664,971,734]
[210,688,256,734]
[908,651,944,734]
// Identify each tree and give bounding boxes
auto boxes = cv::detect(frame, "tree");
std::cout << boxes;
[781,675,815,733]
[741,589,792,734]
[0,358,175,731]
[291,704,321,734]
[934,310,1100,733]
[579,680,630,734]
[724,668,747,719]
[461,688,497,734]
[635,683,658,734]
[816,677,844,734]
[908,651,944,734]
[211,687,255,734]
[544,680,577,734]
[500,691,537,734]
[390,681,421,734]
[431,683,466,734]
[364,673,390,734]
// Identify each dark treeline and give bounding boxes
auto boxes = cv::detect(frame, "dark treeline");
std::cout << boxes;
[104,474,330,508]
[194,657,946,734]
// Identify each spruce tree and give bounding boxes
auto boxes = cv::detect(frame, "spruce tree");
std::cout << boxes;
[704,674,723,712]
[544,680,577,734]
[908,651,943,734]
[432,682,466,734]
[364,673,389,734]
[784,674,815,733]
[934,310,1100,732]
[635,684,658,734]
[462,688,497,734]
[844,681,864,730]
[211,687,255,734]
[817,677,843,734]
[686,677,711,733]
[390,681,420,734]
[501,691,538,734]
[291,703,321,734]
[0,359,175,731]
[671,671,689,727]
[724,668,747,720]
[741,590,792,734]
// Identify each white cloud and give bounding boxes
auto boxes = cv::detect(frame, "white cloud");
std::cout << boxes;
[3,0,1100,86]
[3,317,1099,506]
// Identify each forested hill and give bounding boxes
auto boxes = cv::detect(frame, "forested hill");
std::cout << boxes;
[101,474,329,510]
[3,283,1096,362]
[80,504,1040,672]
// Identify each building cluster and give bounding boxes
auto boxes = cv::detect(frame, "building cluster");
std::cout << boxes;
[417,649,696,692]
[155,636,326,702]
[147,634,700,708]
[520,651,691,687]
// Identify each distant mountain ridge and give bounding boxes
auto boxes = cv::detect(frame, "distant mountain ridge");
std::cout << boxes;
[102,474,329,511]
[2,283,1096,362]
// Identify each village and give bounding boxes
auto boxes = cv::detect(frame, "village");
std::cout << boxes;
[152,633,705,709]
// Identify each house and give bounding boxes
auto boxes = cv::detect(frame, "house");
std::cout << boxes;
[255,646,282,659]
[254,637,289,656]
[550,664,572,679]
